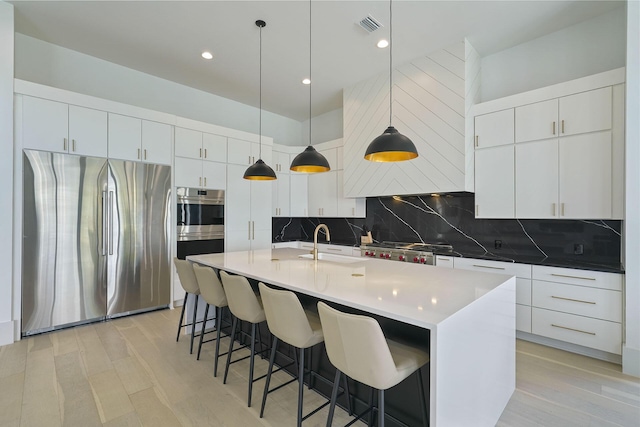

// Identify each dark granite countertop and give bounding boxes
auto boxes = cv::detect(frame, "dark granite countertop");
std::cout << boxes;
[275,239,624,274]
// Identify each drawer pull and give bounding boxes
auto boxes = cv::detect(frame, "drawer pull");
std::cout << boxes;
[472,264,505,270]
[551,273,595,281]
[326,248,342,252]
[438,258,451,262]
[551,295,596,305]
[551,324,595,335]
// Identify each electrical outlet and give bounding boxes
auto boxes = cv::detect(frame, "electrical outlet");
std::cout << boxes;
[574,244,584,255]
[494,240,502,249]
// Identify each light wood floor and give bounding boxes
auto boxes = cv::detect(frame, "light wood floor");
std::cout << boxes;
[0,308,638,427]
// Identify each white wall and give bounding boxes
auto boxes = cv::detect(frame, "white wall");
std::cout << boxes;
[14,34,302,147]
[480,7,626,102]
[624,0,640,377]
[0,1,14,345]
[300,107,343,147]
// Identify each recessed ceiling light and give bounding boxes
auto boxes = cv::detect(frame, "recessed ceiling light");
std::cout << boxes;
[302,78,311,85]
[201,51,213,60]
[377,39,389,49]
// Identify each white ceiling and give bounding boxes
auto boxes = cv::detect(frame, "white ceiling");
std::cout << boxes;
[10,0,623,121]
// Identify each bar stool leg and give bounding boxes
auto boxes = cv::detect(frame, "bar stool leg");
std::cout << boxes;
[326,369,341,427]
[223,316,239,384]
[213,306,224,377]
[196,303,210,360]
[189,295,199,354]
[259,336,279,418]
[297,346,305,427]
[248,322,257,407]
[378,389,385,427]
[176,291,188,342]
[342,374,352,415]
[368,387,375,427]
[417,367,429,427]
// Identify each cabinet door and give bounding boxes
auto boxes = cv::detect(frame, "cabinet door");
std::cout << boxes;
[290,174,308,217]
[108,113,141,161]
[251,179,273,236]
[308,171,337,217]
[226,164,252,237]
[68,105,107,157]
[174,157,203,188]
[319,148,338,170]
[559,132,612,219]
[515,140,559,218]
[272,150,290,173]
[227,138,253,165]
[274,173,290,216]
[202,133,227,163]
[22,96,69,153]
[225,230,251,252]
[255,143,273,166]
[336,170,365,217]
[559,87,612,136]
[474,109,514,149]
[202,161,227,190]
[142,121,172,165]
[474,145,514,218]
[515,99,558,143]
[175,127,203,160]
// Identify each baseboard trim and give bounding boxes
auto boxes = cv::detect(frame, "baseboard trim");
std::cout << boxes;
[517,331,622,364]
[622,345,640,377]
[0,320,15,346]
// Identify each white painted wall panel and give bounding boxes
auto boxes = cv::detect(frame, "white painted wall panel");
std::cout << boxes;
[344,41,470,197]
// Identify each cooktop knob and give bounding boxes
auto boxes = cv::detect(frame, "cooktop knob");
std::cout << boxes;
[398,255,405,261]
[413,257,419,263]
[385,253,391,259]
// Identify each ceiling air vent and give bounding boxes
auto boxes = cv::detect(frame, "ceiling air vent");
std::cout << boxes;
[358,15,383,33]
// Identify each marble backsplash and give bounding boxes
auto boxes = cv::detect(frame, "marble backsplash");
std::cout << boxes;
[273,193,622,270]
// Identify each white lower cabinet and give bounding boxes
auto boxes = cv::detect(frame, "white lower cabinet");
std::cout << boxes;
[435,255,454,268]
[516,305,532,334]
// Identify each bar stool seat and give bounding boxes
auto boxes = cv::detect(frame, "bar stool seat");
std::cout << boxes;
[173,258,203,355]
[258,283,351,427]
[318,301,429,427]
[193,264,233,376]
[219,271,269,407]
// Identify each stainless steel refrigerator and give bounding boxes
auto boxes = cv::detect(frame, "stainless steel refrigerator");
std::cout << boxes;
[22,149,172,336]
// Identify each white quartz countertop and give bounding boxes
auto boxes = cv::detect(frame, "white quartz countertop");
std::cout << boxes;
[188,248,514,329]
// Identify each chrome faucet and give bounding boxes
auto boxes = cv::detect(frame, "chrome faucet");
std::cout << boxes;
[313,224,330,260]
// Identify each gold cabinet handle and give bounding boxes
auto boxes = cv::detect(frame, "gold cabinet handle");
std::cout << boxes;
[437,258,451,262]
[475,135,479,147]
[326,248,342,252]
[252,221,255,240]
[204,177,207,187]
[137,148,141,159]
[199,177,202,186]
[63,138,68,151]
[552,121,556,135]
[200,148,202,158]
[551,295,596,305]
[204,148,207,159]
[551,324,595,335]
[144,149,147,160]
[561,120,565,134]
[472,264,505,270]
[72,139,76,152]
[248,221,251,240]
[552,203,556,216]
[550,273,596,281]
[560,203,565,216]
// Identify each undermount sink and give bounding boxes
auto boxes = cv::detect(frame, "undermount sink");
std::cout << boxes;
[298,253,365,264]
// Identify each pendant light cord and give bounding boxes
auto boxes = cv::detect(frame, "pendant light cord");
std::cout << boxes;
[259,23,263,159]
[389,0,393,127]
[309,0,312,146]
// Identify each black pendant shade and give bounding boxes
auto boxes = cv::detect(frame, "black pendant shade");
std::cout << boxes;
[290,145,330,172]
[243,158,276,180]
[364,126,418,162]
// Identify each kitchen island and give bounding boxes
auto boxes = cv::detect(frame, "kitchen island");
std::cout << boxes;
[189,248,516,427]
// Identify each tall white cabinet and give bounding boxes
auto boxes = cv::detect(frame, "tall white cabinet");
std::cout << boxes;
[174,127,227,189]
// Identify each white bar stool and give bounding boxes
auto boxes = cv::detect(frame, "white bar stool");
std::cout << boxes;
[192,264,231,376]
[318,302,430,427]
[258,283,352,427]
[219,270,268,407]
[173,258,202,355]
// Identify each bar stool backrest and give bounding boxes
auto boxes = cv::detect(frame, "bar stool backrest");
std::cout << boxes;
[193,264,227,307]
[258,283,319,349]
[317,301,397,390]
[174,258,200,295]
[219,271,264,323]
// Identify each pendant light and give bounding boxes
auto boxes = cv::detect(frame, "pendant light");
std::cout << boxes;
[290,0,331,173]
[364,0,418,162]
[244,20,277,181]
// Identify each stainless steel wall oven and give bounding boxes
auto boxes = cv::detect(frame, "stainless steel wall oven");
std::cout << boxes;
[176,188,225,259]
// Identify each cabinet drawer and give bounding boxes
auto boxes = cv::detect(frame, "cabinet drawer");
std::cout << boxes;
[299,242,314,251]
[532,265,622,291]
[318,244,354,256]
[532,280,621,322]
[435,255,454,268]
[516,304,531,333]
[454,258,532,278]
[532,308,621,354]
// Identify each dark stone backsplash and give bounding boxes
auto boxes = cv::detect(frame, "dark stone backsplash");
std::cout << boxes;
[273,193,622,272]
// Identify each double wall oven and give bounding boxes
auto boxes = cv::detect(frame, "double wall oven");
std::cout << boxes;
[176,187,225,259]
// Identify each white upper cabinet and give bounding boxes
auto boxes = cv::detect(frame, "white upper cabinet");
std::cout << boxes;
[515,139,559,218]
[228,137,272,166]
[174,157,203,189]
[475,145,514,218]
[175,127,227,189]
[290,173,308,217]
[202,133,227,163]
[474,109,514,149]
[175,127,202,159]
[272,150,290,174]
[515,99,559,143]
[559,87,612,136]
[273,173,290,217]
[23,96,107,157]
[109,115,171,164]
[308,171,338,217]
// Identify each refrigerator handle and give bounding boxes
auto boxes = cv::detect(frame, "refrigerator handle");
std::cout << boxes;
[108,191,114,255]
[101,191,108,256]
